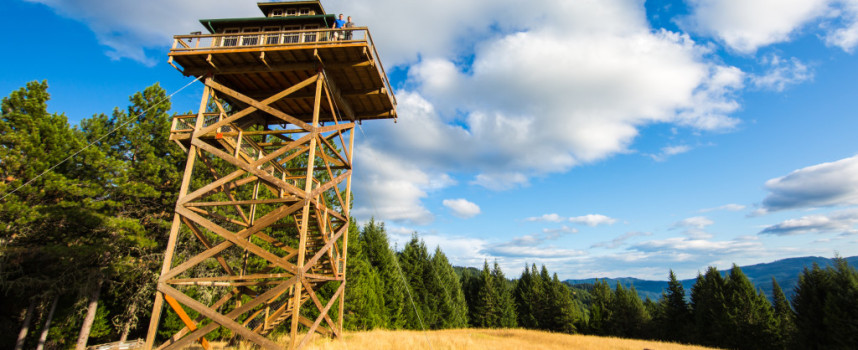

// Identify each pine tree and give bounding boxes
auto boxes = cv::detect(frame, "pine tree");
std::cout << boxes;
[471,260,500,328]
[491,261,517,328]
[545,273,580,333]
[606,283,648,338]
[589,279,613,336]
[0,81,118,347]
[397,234,434,329]
[723,264,777,350]
[771,277,795,349]
[792,263,831,349]
[690,266,728,347]
[359,219,406,328]
[431,247,469,328]
[342,221,385,330]
[657,270,691,342]
[512,264,541,329]
[821,257,858,349]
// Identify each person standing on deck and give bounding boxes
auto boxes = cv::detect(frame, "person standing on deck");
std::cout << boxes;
[333,14,346,40]
[344,16,355,40]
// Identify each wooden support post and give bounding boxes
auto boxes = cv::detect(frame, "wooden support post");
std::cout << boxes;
[145,80,211,350]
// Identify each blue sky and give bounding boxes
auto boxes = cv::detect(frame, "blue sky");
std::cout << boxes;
[2,0,858,280]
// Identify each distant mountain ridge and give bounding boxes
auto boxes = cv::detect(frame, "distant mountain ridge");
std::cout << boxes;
[564,256,858,301]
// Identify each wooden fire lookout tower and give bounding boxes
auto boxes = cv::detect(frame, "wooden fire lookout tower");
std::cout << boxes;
[145,1,396,349]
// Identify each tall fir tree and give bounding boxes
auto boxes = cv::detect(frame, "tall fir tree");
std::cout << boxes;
[512,264,541,329]
[606,283,649,338]
[397,234,435,329]
[656,270,691,342]
[690,266,729,347]
[470,260,500,328]
[792,263,831,349]
[771,277,795,350]
[821,257,858,349]
[491,261,517,328]
[431,247,469,328]
[359,219,406,328]
[723,265,777,350]
[588,279,613,335]
[341,221,385,330]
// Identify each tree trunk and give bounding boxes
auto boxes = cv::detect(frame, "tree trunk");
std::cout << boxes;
[14,298,37,350]
[75,279,103,350]
[118,302,137,342]
[36,295,59,350]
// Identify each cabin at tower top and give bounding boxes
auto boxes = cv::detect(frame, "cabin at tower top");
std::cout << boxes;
[168,0,397,128]
[201,1,333,44]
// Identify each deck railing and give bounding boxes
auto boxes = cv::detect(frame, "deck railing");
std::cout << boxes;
[170,27,396,106]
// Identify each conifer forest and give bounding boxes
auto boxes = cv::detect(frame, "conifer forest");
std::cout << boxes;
[2,82,857,349]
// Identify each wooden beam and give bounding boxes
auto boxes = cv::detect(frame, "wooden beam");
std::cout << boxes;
[163,295,212,350]
[181,60,372,76]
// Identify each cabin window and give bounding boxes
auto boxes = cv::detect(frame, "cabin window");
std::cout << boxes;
[303,25,318,42]
[271,9,284,17]
[242,27,260,46]
[283,25,301,43]
[299,8,310,15]
[286,8,297,16]
[222,28,240,46]
[264,26,281,45]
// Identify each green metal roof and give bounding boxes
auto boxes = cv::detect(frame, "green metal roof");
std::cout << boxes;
[199,14,336,34]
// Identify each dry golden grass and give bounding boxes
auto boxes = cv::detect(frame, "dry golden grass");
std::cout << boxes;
[261,328,721,350]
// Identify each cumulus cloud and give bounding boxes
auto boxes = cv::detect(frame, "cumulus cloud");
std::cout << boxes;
[569,214,618,227]
[683,0,831,53]
[759,155,858,213]
[684,0,858,53]
[350,147,455,225]
[751,55,813,91]
[671,216,715,239]
[591,231,652,249]
[36,0,750,225]
[442,198,481,219]
[759,209,858,235]
[23,0,259,65]
[824,0,858,51]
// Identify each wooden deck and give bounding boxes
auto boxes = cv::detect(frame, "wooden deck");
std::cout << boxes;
[168,27,396,125]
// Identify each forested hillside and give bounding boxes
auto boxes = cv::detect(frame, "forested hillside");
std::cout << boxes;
[566,255,858,301]
[2,82,858,350]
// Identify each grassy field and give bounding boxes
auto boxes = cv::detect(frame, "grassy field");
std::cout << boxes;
[259,328,722,350]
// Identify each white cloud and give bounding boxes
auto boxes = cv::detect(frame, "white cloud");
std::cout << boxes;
[483,244,586,259]
[683,0,831,54]
[631,236,764,255]
[751,55,813,91]
[684,0,858,53]
[350,147,455,225]
[34,0,751,225]
[23,0,260,65]
[759,208,858,235]
[542,226,578,235]
[526,213,565,223]
[569,214,618,227]
[824,0,858,51]
[649,144,692,162]
[671,216,715,239]
[700,203,747,212]
[760,155,858,213]
[442,198,481,219]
